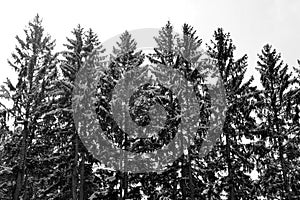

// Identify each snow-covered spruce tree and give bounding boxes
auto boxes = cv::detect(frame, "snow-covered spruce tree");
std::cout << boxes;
[177,23,202,65]
[175,23,203,200]
[96,30,145,199]
[146,21,207,200]
[50,26,106,200]
[0,15,59,199]
[113,30,139,200]
[149,21,179,67]
[255,45,300,199]
[144,21,180,199]
[113,30,137,57]
[205,28,258,199]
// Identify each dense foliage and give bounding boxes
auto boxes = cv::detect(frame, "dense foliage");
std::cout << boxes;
[0,15,299,200]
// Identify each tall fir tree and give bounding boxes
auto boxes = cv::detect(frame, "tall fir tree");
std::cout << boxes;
[98,30,145,199]
[176,23,203,200]
[0,15,59,199]
[113,30,137,57]
[150,21,179,67]
[148,21,209,200]
[255,45,300,199]
[45,25,106,200]
[146,21,180,199]
[205,28,258,199]
[177,23,202,65]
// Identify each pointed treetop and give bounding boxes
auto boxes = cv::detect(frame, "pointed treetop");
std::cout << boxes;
[113,30,137,56]
[207,28,246,83]
[8,14,55,72]
[154,21,178,54]
[208,28,236,60]
[257,44,282,68]
[85,29,100,48]
[256,44,292,90]
[64,24,84,53]
[32,14,42,25]
[177,23,202,64]
[83,28,105,55]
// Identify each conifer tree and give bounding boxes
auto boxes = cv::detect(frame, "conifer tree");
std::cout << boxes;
[47,25,105,200]
[99,30,145,199]
[150,21,179,67]
[148,21,208,200]
[205,28,257,199]
[146,21,181,199]
[0,15,59,199]
[255,45,300,199]
[177,23,202,65]
[176,23,203,200]
[113,30,137,56]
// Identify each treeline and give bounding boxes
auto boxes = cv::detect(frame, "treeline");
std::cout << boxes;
[0,15,299,200]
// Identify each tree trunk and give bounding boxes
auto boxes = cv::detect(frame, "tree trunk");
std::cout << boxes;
[180,133,188,199]
[225,132,235,200]
[123,120,129,199]
[123,172,128,199]
[188,149,195,200]
[72,134,79,200]
[278,135,291,200]
[172,171,177,200]
[119,99,129,199]
[185,82,195,200]
[123,78,129,199]
[13,122,28,200]
[79,153,85,200]
[274,95,291,200]
[13,170,23,200]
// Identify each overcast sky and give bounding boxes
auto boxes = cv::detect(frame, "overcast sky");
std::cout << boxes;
[1,0,299,85]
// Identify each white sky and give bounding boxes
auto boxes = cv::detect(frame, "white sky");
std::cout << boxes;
[0,0,300,85]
